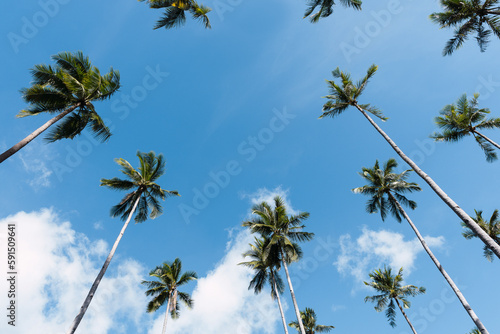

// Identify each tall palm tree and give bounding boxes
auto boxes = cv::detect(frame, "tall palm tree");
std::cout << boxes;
[242,196,314,334]
[289,307,334,334]
[66,151,179,334]
[303,0,362,22]
[430,0,500,55]
[353,158,489,333]
[462,209,500,261]
[431,93,500,162]
[142,258,197,334]
[140,0,211,30]
[318,64,500,260]
[364,267,425,333]
[239,236,289,334]
[0,51,120,164]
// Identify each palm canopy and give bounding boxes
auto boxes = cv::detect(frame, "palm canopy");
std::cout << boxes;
[304,0,361,22]
[462,209,500,261]
[19,51,120,142]
[431,93,500,162]
[352,158,421,222]
[364,266,425,328]
[430,0,500,55]
[100,151,179,223]
[289,307,335,333]
[140,0,211,29]
[142,258,197,317]
[319,64,387,121]
[469,328,482,334]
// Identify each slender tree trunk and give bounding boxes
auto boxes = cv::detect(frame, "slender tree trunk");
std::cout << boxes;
[353,103,500,259]
[395,298,417,334]
[270,270,289,334]
[0,105,79,164]
[389,194,489,334]
[280,249,306,334]
[66,195,141,334]
[473,130,500,150]
[161,291,173,334]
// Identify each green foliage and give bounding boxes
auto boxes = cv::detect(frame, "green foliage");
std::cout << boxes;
[140,0,211,29]
[364,267,425,328]
[352,158,421,222]
[430,93,500,162]
[430,0,500,55]
[304,0,361,22]
[100,151,179,223]
[462,209,500,261]
[289,307,335,333]
[19,51,120,142]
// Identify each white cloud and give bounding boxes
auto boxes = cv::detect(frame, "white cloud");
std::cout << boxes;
[17,142,56,189]
[240,186,299,215]
[335,227,445,287]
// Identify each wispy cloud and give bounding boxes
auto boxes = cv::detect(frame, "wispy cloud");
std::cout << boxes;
[240,186,299,215]
[17,142,56,190]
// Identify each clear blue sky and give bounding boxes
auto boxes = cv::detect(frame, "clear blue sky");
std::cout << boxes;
[1,1,500,333]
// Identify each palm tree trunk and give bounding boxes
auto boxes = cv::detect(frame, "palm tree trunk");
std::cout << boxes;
[280,249,306,334]
[395,298,417,334]
[353,103,500,259]
[66,195,141,334]
[270,270,289,334]
[0,105,79,164]
[389,194,489,334]
[473,130,500,150]
[161,291,173,334]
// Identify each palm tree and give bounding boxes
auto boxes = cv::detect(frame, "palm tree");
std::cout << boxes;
[66,151,179,334]
[140,0,211,30]
[462,209,500,261]
[431,93,500,162]
[303,0,362,22]
[0,51,120,164]
[142,258,197,334]
[242,196,314,334]
[289,307,334,334]
[353,158,489,333]
[430,0,500,55]
[318,64,500,260]
[239,236,289,334]
[364,267,425,333]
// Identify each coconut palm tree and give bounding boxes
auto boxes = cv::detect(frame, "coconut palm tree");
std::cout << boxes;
[142,258,197,334]
[430,0,500,55]
[353,158,489,334]
[242,196,314,334]
[289,307,335,333]
[431,93,500,162]
[66,151,179,334]
[318,64,500,259]
[0,51,120,164]
[239,236,289,334]
[364,267,425,333]
[140,0,211,30]
[462,209,500,261]
[304,0,362,22]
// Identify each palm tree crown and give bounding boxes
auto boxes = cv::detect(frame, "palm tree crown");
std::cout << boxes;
[304,0,362,22]
[364,266,425,328]
[289,307,335,333]
[352,158,421,222]
[431,93,500,162]
[462,209,500,261]
[100,151,180,223]
[140,0,211,30]
[430,0,500,55]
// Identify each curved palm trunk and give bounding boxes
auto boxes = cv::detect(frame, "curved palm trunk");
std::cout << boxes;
[0,105,79,164]
[473,130,500,150]
[280,249,306,334]
[353,103,500,259]
[394,298,417,334]
[389,194,489,334]
[270,271,289,334]
[66,195,141,334]
[162,290,173,334]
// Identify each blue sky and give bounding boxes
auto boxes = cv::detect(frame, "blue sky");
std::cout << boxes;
[1,0,500,333]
